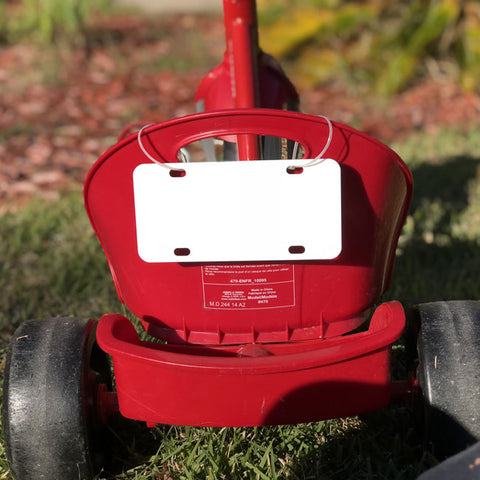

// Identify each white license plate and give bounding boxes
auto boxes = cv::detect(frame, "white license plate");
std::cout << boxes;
[133,159,342,263]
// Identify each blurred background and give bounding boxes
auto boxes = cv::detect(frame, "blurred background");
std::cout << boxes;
[1,0,480,209]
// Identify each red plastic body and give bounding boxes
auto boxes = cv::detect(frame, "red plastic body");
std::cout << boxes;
[85,109,412,346]
[85,108,413,426]
[84,0,413,427]
[97,301,405,426]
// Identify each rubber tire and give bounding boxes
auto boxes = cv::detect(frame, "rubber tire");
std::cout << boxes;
[3,317,111,480]
[417,441,480,480]
[414,301,480,459]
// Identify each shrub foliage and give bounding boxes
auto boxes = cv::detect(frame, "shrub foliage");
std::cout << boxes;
[0,0,109,45]
[258,0,480,94]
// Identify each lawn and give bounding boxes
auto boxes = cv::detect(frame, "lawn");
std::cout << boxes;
[1,126,480,479]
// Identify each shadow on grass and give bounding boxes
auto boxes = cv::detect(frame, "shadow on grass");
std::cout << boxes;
[100,417,162,478]
[289,408,425,480]
[409,156,480,216]
[388,154,480,305]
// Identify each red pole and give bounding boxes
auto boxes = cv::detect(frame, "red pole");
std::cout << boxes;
[223,0,260,160]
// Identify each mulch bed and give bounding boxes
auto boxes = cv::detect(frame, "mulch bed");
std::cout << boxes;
[1,13,479,211]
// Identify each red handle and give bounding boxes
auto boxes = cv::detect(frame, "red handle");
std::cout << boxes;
[138,108,334,163]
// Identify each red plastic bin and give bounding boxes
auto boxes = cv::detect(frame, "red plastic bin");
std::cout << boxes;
[85,109,412,426]
[97,301,405,426]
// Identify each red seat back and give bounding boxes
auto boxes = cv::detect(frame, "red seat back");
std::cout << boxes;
[85,109,412,344]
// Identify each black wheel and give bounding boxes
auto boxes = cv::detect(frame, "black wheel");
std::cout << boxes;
[413,301,480,459]
[3,317,112,480]
[417,441,480,480]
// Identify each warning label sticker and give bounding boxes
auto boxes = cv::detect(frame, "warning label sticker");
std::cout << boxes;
[202,264,295,310]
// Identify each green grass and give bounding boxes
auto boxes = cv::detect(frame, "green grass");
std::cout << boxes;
[387,128,480,305]
[1,127,480,479]
[0,192,122,334]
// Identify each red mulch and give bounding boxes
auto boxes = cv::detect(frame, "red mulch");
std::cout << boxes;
[1,13,480,212]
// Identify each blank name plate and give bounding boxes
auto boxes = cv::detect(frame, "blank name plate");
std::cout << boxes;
[133,159,341,263]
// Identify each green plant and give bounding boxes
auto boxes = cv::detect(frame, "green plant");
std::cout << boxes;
[1,0,110,45]
[258,0,480,94]
[0,192,121,333]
